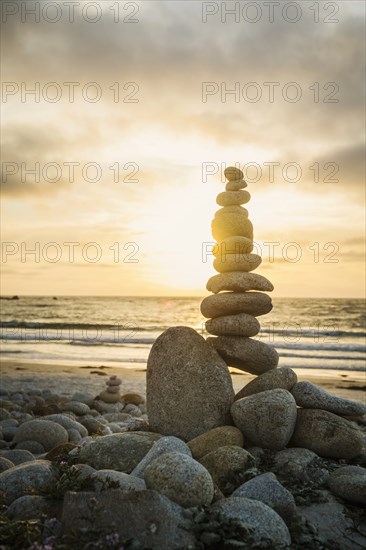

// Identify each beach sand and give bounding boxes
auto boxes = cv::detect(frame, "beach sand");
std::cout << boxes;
[1,358,365,405]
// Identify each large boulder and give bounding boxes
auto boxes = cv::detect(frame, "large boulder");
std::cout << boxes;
[62,490,195,550]
[147,327,234,441]
[211,497,291,546]
[290,409,363,458]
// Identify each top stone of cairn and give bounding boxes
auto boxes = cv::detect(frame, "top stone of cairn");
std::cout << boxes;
[224,166,244,182]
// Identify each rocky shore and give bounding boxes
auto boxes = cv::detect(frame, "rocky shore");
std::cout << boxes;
[1,167,365,549]
[0,369,365,550]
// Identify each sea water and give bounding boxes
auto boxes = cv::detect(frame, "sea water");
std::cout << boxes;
[0,296,365,371]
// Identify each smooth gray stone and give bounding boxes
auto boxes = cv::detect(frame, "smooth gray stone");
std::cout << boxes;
[6,495,62,520]
[131,436,191,478]
[273,448,323,483]
[231,389,297,450]
[235,367,297,399]
[62,490,195,550]
[216,190,251,207]
[0,457,14,473]
[0,460,58,505]
[213,253,262,273]
[206,312,260,337]
[226,179,247,190]
[328,465,366,505]
[207,271,274,293]
[291,381,366,416]
[77,432,162,473]
[290,409,363,459]
[144,451,214,508]
[208,336,278,375]
[199,445,254,495]
[188,426,244,460]
[147,327,234,441]
[211,497,291,546]
[201,292,272,318]
[224,166,244,181]
[13,419,68,451]
[211,214,253,242]
[232,472,296,521]
[0,449,35,465]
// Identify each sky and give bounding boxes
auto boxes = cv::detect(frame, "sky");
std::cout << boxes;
[1,0,365,297]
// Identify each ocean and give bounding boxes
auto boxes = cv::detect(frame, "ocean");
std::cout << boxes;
[0,297,365,372]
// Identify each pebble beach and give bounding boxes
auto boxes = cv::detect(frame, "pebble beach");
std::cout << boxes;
[1,167,365,549]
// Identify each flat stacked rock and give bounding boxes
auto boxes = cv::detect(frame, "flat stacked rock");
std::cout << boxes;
[201,166,277,375]
[98,376,122,404]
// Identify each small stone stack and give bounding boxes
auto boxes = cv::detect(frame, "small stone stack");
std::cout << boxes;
[99,375,122,404]
[201,166,278,375]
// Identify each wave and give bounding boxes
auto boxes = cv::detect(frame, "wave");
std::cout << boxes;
[279,352,366,361]
[2,321,365,339]
[260,328,366,338]
[0,321,168,332]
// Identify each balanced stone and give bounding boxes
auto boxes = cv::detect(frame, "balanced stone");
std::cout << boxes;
[224,166,244,181]
[291,381,366,416]
[235,367,297,400]
[187,426,244,460]
[106,386,120,394]
[208,336,278,375]
[207,272,274,293]
[231,389,297,450]
[290,409,363,459]
[212,237,253,257]
[211,214,253,242]
[213,253,262,273]
[214,206,248,218]
[226,179,247,191]
[201,292,272,318]
[107,376,122,386]
[205,313,260,337]
[216,190,251,207]
[98,390,120,404]
[147,327,234,441]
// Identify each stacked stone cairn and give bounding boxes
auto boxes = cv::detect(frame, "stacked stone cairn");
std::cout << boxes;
[98,375,122,403]
[201,165,278,377]
[1,165,365,549]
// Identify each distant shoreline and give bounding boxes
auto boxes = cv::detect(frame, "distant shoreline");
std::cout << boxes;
[1,358,365,405]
